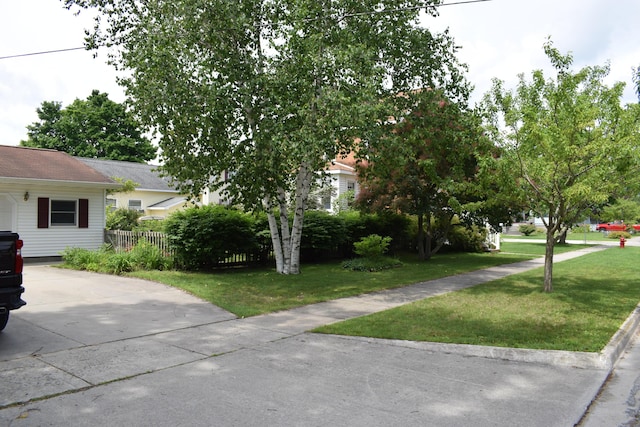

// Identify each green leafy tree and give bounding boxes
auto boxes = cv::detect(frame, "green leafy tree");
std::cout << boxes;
[22,90,156,162]
[356,88,505,260]
[483,40,640,292]
[64,0,468,274]
[600,199,640,224]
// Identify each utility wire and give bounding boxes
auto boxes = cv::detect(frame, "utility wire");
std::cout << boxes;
[0,46,86,60]
[0,0,491,60]
[334,0,491,20]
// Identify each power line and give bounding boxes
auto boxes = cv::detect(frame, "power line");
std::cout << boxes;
[334,0,492,20]
[0,0,492,60]
[0,46,86,60]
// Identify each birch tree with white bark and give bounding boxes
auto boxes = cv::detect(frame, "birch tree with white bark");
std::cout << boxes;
[64,0,469,273]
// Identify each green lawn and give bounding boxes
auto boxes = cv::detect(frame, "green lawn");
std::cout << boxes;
[314,246,640,352]
[130,245,544,317]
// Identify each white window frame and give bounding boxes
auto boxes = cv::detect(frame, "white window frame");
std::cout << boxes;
[50,199,77,226]
[128,199,143,212]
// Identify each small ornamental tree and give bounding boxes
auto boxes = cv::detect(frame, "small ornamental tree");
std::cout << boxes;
[483,40,640,292]
[356,88,505,260]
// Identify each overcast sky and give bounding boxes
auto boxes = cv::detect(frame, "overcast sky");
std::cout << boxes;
[1,0,639,148]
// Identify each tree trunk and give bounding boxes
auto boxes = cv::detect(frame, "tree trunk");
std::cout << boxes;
[424,212,433,261]
[277,187,292,274]
[556,227,568,244]
[265,198,284,273]
[265,164,313,275]
[288,162,313,275]
[417,214,426,260]
[544,229,555,292]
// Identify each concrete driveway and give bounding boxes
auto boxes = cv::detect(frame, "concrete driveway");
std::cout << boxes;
[0,259,636,426]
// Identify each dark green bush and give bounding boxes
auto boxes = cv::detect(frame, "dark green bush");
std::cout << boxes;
[342,256,402,272]
[300,210,348,261]
[445,224,488,253]
[339,211,413,255]
[164,205,258,270]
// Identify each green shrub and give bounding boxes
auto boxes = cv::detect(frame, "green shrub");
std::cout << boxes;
[445,224,488,253]
[343,234,400,272]
[105,252,135,274]
[106,208,141,231]
[608,231,631,240]
[164,205,258,270]
[340,211,413,255]
[61,245,110,269]
[135,219,164,232]
[62,241,172,274]
[300,210,348,261]
[128,240,173,270]
[518,224,537,236]
[342,256,402,272]
[353,234,391,259]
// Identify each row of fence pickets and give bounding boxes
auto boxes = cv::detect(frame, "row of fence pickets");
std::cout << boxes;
[103,230,271,268]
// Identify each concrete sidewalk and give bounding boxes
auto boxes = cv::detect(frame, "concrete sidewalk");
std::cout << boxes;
[0,245,638,426]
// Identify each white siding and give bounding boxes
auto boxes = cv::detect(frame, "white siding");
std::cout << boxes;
[0,184,106,257]
[324,169,359,214]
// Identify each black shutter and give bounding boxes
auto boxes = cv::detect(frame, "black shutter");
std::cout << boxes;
[37,198,49,228]
[79,199,89,228]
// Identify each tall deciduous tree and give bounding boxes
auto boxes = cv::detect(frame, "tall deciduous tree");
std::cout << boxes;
[21,90,156,162]
[356,89,506,260]
[64,0,468,274]
[483,41,640,292]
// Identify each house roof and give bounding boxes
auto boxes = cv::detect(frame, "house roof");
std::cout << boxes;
[0,145,116,186]
[328,151,361,172]
[147,196,188,210]
[78,157,177,192]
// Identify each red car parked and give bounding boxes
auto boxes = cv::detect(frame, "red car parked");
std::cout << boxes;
[596,223,627,232]
[596,223,640,232]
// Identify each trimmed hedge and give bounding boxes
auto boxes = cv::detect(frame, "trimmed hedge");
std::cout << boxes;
[164,205,259,270]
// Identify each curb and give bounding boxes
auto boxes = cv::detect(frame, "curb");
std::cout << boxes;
[333,303,640,370]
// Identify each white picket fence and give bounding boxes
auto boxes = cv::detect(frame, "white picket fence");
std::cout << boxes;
[486,229,501,251]
[104,230,173,255]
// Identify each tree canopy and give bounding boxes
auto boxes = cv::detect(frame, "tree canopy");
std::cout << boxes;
[21,90,156,162]
[483,40,640,292]
[64,0,469,274]
[356,89,506,260]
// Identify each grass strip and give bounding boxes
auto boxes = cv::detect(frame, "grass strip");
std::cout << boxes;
[313,246,640,352]
[129,242,588,318]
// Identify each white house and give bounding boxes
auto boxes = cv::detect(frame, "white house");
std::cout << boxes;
[322,153,360,213]
[0,145,119,258]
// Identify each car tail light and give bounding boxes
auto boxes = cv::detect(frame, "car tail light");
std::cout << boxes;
[15,239,23,274]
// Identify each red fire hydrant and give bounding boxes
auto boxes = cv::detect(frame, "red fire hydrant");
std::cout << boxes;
[620,236,626,248]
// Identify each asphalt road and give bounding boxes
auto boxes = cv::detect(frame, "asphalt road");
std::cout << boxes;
[0,247,639,426]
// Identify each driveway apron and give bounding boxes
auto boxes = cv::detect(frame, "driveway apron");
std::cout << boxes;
[0,245,637,426]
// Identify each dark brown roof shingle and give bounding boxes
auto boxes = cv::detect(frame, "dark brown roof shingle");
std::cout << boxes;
[0,145,114,184]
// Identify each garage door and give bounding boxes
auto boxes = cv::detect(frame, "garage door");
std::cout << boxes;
[0,195,16,231]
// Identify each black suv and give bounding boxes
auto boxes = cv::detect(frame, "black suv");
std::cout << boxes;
[0,231,25,331]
